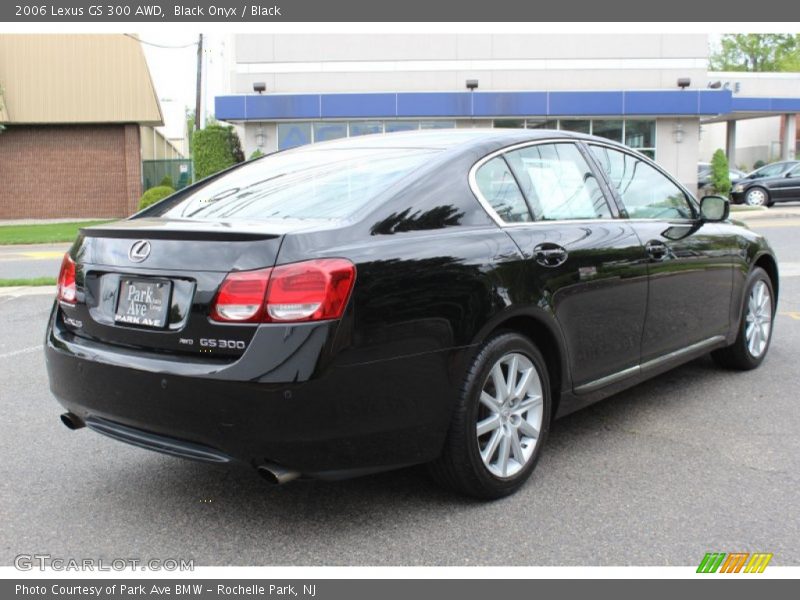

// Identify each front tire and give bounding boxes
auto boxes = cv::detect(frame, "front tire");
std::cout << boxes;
[745,187,770,207]
[429,333,551,499]
[712,267,775,370]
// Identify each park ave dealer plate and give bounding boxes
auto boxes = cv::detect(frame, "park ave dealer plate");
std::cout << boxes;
[114,278,172,328]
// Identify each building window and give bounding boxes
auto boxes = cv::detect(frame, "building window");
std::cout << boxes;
[494,119,526,129]
[559,119,591,134]
[313,122,347,142]
[420,120,456,129]
[624,120,655,152]
[385,121,420,133]
[349,121,383,136]
[489,118,656,159]
[591,120,624,143]
[277,122,312,150]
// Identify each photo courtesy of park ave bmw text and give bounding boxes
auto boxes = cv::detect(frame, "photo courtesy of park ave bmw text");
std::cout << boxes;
[0,0,799,595]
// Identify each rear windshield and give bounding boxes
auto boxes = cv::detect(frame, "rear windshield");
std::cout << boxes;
[149,147,439,221]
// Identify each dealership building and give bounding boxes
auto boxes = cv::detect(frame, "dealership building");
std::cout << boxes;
[215,34,800,193]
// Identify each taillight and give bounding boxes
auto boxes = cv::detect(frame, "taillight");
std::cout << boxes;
[56,253,77,304]
[209,268,271,323]
[266,259,356,322]
[210,259,356,324]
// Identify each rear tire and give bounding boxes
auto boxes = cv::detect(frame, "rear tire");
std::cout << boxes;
[429,332,551,499]
[712,267,775,370]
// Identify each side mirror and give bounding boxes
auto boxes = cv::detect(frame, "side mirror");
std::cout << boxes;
[786,171,797,178]
[700,195,730,222]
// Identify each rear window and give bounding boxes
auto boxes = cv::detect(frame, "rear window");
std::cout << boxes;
[150,148,439,221]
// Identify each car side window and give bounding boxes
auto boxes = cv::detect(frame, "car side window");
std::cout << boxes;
[788,164,800,177]
[590,145,695,220]
[504,143,612,220]
[474,157,532,223]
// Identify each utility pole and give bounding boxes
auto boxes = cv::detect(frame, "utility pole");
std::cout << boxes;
[194,33,203,131]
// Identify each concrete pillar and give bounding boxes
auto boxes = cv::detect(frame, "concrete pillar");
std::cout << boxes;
[783,113,797,160]
[725,120,737,167]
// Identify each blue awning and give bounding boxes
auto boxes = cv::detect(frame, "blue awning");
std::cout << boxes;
[215,89,798,121]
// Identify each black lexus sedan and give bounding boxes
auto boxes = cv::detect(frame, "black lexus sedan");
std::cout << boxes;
[730,160,800,206]
[47,130,778,499]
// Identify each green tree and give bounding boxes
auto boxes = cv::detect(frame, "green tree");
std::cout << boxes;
[711,149,732,195]
[192,124,245,180]
[710,34,800,72]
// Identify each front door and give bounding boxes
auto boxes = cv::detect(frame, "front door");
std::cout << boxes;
[587,143,736,362]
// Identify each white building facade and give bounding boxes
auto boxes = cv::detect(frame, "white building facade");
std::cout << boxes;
[215,34,800,192]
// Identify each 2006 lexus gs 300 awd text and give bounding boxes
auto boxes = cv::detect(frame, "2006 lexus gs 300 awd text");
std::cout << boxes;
[46,130,778,498]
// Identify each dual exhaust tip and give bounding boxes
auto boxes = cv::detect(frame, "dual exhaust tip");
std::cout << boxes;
[60,413,300,485]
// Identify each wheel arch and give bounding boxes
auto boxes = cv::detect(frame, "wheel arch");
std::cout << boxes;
[754,252,779,302]
[471,308,570,421]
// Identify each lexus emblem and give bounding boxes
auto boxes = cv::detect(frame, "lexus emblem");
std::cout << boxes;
[128,240,151,263]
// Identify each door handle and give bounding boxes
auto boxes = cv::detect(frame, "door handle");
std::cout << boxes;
[645,240,668,261]
[533,244,568,267]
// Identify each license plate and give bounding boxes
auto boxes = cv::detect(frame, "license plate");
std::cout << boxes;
[114,278,172,328]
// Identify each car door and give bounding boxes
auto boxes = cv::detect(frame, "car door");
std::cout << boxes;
[473,142,649,389]
[767,163,800,201]
[587,143,737,363]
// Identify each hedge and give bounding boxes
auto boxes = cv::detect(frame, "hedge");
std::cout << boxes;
[138,186,175,211]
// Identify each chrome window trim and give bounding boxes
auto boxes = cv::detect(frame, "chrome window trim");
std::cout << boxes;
[468,137,609,228]
[468,136,699,228]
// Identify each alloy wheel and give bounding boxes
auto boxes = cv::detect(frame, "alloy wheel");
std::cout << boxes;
[745,280,772,358]
[476,352,544,478]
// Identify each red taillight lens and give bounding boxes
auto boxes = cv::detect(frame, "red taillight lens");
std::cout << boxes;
[209,259,356,324]
[266,259,356,322]
[210,268,271,322]
[56,253,77,304]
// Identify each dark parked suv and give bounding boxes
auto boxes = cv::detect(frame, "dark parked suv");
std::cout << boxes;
[47,130,778,498]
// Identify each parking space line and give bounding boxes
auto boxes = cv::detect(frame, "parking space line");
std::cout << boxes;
[0,346,41,359]
[779,311,800,321]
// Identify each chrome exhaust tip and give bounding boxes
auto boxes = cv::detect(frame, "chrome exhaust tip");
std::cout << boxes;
[60,412,85,430]
[257,462,301,485]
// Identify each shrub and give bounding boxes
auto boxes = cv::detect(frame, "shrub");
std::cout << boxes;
[159,174,174,188]
[138,185,175,211]
[710,149,731,195]
[753,159,766,170]
[192,124,245,180]
[249,148,265,160]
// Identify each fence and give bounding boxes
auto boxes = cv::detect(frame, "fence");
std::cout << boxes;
[142,159,193,192]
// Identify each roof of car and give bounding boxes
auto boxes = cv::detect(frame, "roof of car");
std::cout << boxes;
[283,128,589,153]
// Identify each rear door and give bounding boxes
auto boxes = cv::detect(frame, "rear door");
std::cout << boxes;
[473,141,649,389]
[587,143,736,362]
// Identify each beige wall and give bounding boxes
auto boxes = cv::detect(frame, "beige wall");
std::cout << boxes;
[229,34,709,94]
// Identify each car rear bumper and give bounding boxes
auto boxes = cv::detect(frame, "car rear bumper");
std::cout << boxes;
[45,308,458,479]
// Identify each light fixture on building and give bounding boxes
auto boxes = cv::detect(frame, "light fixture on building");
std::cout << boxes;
[677,77,691,90]
[673,122,684,144]
[253,81,266,94]
[255,127,265,148]
[466,79,479,91]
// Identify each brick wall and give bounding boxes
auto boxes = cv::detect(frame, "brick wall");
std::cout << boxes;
[0,124,142,219]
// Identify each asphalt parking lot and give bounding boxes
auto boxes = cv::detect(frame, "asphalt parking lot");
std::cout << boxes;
[1,209,799,566]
